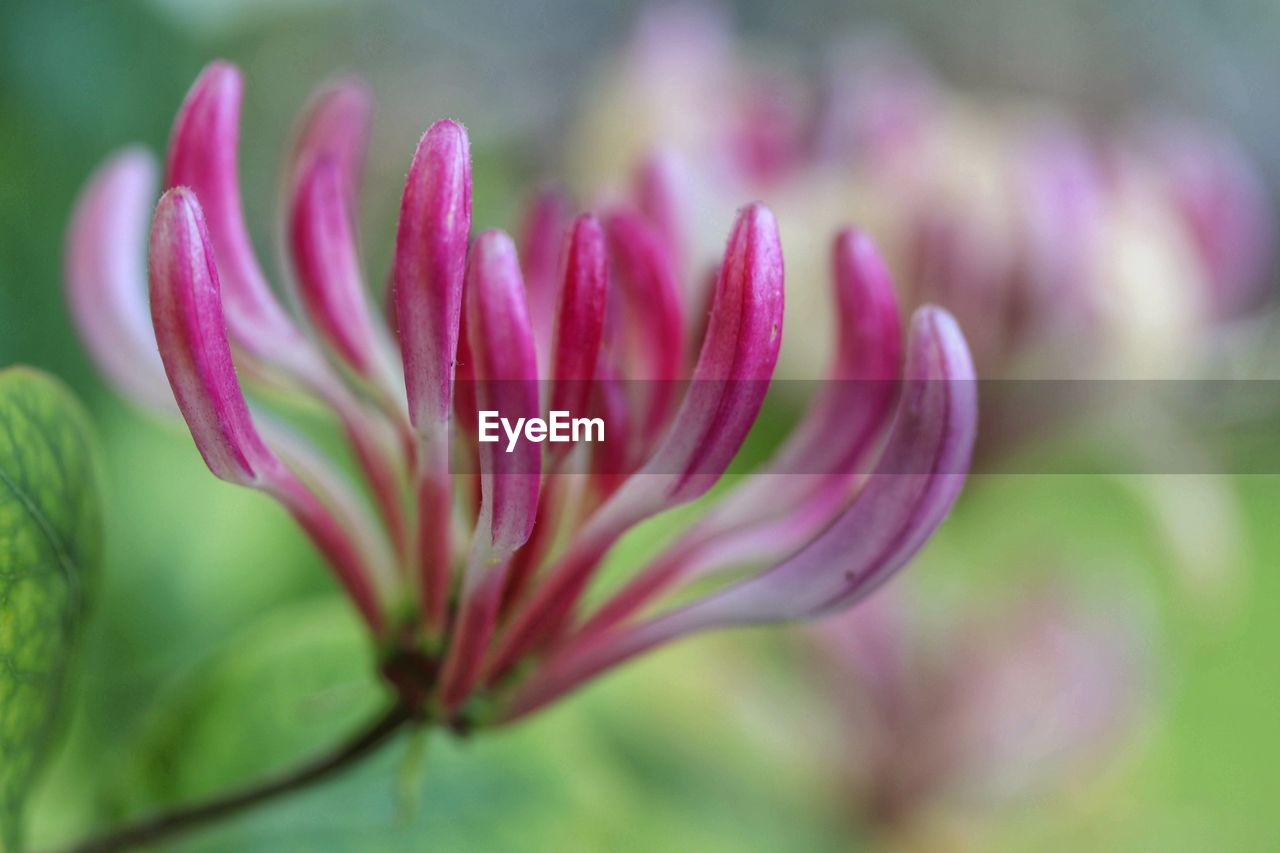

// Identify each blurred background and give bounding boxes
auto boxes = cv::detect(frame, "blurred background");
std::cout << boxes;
[3,0,1280,849]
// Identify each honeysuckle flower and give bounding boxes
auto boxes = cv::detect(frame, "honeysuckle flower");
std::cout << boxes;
[808,576,1152,846]
[66,60,977,730]
[570,6,1274,382]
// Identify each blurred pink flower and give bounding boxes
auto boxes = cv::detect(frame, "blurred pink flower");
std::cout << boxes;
[65,62,977,729]
[570,5,1274,381]
[810,577,1152,843]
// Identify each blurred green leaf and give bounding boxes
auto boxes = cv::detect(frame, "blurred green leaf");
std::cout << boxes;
[112,598,387,819]
[0,366,102,851]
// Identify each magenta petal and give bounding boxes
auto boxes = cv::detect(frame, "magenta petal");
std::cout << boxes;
[603,209,686,445]
[150,188,385,630]
[149,188,278,484]
[393,119,472,433]
[65,148,174,412]
[286,77,372,209]
[439,230,541,708]
[669,304,975,625]
[517,187,570,363]
[548,214,608,435]
[463,230,542,563]
[164,62,304,358]
[632,201,785,504]
[288,156,386,379]
[633,149,690,283]
[710,227,901,515]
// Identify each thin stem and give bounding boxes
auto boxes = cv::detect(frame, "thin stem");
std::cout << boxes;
[58,703,412,853]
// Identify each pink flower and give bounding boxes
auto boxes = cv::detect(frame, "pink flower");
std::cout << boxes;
[65,61,976,728]
[809,576,1152,840]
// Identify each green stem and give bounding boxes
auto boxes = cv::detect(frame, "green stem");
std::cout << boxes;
[55,703,412,853]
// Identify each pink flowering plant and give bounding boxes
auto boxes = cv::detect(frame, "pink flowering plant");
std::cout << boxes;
[58,59,977,847]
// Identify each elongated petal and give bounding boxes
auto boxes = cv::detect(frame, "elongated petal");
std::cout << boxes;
[150,188,385,630]
[707,227,901,516]
[394,119,472,433]
[604,209,686,446]
[627,201,784,504]
[289,156,385,378]
[674,305,974,622]
[439,231,541,708]
[65,148,173,412]
[517,187,570,362]
[549,214,608,432]
[464,230,542,563]
[286,77,372,208]
[165,62,303,357]
[634,149,689,281]
[149,188,278,484]
[505,305,975,718]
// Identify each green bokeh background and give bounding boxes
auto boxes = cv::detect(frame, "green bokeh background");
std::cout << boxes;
[1,0,1278,849]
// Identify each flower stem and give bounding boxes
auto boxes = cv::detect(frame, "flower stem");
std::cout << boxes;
[57,703,413,853]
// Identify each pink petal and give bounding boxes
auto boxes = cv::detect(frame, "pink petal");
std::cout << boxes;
[627,201,785,504]
[288,156,387,380]
[393,119,472,433]
[462,230,542,563]
[517,187,570,363]
[603,209,686,448]
[684,305,975,623]
[633,149,689,282]
[548,214,609,447]
[285,77,372,210]
[149,188,386,631]
[164,62,306,363]
[149,188,278,484]
[64,148,173,412]
[1148,121,1275,316]
[439,230,541,709]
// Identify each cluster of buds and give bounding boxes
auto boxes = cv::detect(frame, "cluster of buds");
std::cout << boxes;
[66,62,976,729]
[807,576,1151,844]
[571,5,1274,381]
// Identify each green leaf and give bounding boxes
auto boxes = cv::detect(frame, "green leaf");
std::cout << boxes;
[0,367,102,851]
[112,598,386,818]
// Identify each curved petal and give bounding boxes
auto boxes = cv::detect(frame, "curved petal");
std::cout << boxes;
[633,149,690,283]
[675,305,975,623]
[517,187,570,363]
[285,76,372,208]
[65,148,173,412]
[288,155,388,381]
[618,201,785,506]
[603,209,686,448]
[463,230,543,565]
[393,119,472,434]
[165,62,308,365]
[548,214,609,443]
[149,188,385,631]
[440,230,541,709]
